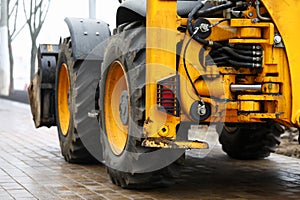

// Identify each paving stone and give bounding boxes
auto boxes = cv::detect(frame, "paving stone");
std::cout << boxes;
[6,189,35,198]
[1,99,300,199]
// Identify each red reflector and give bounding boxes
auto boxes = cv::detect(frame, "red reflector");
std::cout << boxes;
[161,87,174,108]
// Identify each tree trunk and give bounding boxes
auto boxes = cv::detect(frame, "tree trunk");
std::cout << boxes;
[8,36,14,94]
[0,0,10,96]
[30,40,37,81]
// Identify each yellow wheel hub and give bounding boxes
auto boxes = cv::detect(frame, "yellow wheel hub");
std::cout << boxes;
[57,63,71,136]
[104,61,129,155]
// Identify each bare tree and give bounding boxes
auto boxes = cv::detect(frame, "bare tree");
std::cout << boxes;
[0,0,10,95]
[23,0,50,81]
[7,0,26,93]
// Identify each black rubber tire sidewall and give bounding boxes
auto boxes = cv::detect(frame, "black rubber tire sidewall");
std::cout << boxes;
[218,123,281,160]
[55,49,76,160]
[99,23,184,174]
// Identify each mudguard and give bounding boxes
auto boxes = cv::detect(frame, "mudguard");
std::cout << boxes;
[28,18,111,128]
[64,17,111,60]
[28,44,59,128]
[117,0,146,26]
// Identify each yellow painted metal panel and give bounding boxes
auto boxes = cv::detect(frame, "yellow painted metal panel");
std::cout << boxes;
[261,0,300,125]
[239,101,260,112]
[145,0,181,138]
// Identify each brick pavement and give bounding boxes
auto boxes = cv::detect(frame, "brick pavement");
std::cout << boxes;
[0,99,300,199]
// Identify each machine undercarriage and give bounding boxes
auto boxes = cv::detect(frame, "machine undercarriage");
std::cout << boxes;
[28,0,300,188]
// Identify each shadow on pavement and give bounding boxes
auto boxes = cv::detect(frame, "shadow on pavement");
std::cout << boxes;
[0,90,29,104]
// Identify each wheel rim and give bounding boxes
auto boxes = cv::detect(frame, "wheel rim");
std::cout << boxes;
[58,63,71,136]
[104,61,129,155]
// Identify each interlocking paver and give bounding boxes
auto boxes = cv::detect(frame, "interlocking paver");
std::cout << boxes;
[1,98,300,199]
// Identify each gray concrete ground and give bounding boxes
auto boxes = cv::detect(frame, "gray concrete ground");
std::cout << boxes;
[0,99,300,199]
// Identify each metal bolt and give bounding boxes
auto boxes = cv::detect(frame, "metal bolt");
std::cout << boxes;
[248,12,253,17]
[96,32,100,36]
[197,104,206,116]
[84,31,88,35]
[200,23,210,33]
[88,110,99,118]
[274,35,282,44]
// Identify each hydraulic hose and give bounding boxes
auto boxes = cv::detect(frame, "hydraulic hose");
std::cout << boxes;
[221,47,262,62]
[207,46,263,68]
[229,44,262,51]
[187,2,234,48]
[187,3,209,46]
[206,55,229,65]
[232,49,262,56]
[207,54,262,68]
[194,1,236,18]
[210,47,262,57]
[228,59,262,68]
[183,27,206,107]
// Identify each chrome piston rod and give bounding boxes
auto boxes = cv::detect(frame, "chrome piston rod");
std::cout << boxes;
[230,84,262,93]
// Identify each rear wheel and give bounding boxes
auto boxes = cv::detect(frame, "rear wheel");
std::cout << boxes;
[217,121,284,160]
[99,22,184,189]
[55,38,101,163]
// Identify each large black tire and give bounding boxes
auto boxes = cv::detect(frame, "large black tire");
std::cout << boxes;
[99,22,184,189]
[55,38,101,163]
[217,121,284,160]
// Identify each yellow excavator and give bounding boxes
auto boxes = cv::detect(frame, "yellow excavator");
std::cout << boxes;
[28,0,300,188]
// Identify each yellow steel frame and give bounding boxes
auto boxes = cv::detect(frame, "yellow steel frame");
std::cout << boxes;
[261,0,300,125]
[144,0,300,141]
[145,0,181,139]
[225,18,291,124]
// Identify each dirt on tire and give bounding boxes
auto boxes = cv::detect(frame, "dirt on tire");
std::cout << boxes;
[275,129,300,159]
